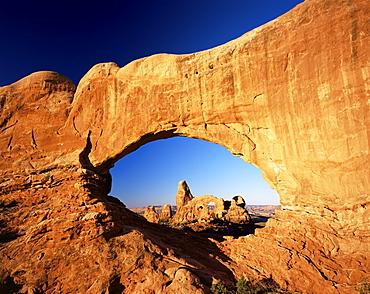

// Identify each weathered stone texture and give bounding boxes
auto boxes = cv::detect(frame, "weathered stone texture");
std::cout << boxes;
[159,204,172,220]
[172,181,252,225]
[176,180,194,208]
[143,204,173,223]
[0,0,370,293]
[143,206,160,223]
[232,195,245,208]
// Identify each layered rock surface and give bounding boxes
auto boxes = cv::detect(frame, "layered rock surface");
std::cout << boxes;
[1,0,370,293]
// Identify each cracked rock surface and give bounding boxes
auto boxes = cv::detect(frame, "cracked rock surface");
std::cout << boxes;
[0,0,369,293]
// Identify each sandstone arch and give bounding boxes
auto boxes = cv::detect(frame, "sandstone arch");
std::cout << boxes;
[0,0,369,293]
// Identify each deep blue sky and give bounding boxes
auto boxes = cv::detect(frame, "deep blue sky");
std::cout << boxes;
[0,0,304,207]
[112,137,281,208]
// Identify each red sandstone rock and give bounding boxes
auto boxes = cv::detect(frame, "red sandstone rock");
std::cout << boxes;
[159,204,173,221]
[171,181,252,226]
[0,0,370,293]
[176,180,194,208]
[144,206,160,223]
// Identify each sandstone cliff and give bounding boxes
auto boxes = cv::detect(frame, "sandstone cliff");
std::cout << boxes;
[1,0,369,293]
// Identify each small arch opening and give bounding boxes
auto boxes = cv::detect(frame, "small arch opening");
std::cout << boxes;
[208,201,215,211]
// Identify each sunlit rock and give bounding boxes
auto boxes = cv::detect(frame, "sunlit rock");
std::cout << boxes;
[143,206,160,223]
[0,0,369,292]
[176,180,194,208]
[171,181,252,225]
[159,204,172,221]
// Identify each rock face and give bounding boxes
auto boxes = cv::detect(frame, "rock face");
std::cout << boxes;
[142,181,252,232]
[172,181,252,225]
[143,206,160,223]
[0,0,369,293]
[232,196,245,208]
[159,204,173,221]
[176,180,194,208]
[143,204,173,223]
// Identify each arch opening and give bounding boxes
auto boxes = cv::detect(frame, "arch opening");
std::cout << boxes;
[109,136,280,231]
[208,201,215,211]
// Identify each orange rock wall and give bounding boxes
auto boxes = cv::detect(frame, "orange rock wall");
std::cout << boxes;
[1,0,369,293]
[67,0,370,211]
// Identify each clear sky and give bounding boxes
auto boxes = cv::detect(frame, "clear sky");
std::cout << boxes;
[111,137,280,208]
[0,0,304,207]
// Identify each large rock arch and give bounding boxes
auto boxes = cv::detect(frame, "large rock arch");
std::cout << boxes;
[0,0,369,293]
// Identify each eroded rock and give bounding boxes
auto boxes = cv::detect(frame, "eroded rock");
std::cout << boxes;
[171,181,252,226]
[160,204,173,221]
[143,181,252,234]
[0,0,369,293]
[232,196,245,208]
[176,180,194,208]
[144,206,160,223]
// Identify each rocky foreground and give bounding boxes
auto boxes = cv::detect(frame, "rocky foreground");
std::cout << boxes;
[1,0,370,293]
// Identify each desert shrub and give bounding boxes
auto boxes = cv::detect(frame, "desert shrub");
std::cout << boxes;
[158,218,170,225]
[210,280,229,294]
[355,279,370,294]
[210,276,290,294]
[236,275,251,294]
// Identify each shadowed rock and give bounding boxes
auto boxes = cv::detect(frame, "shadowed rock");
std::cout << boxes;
[232,195,245,209]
